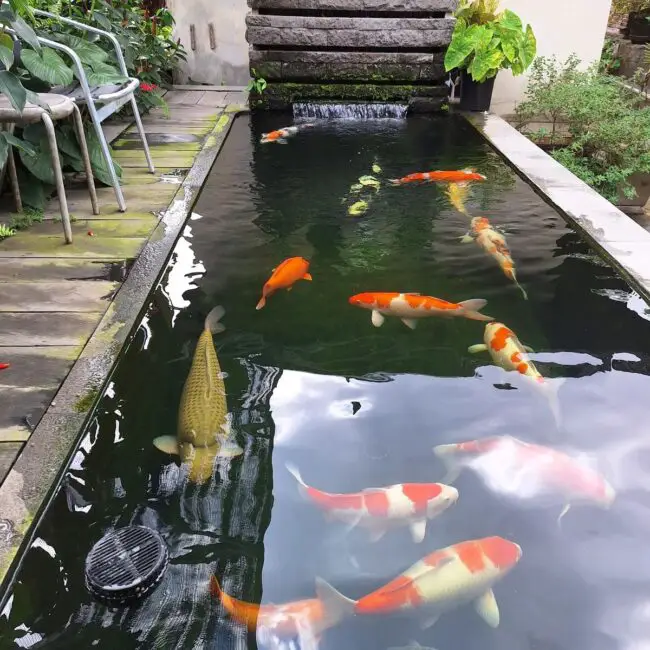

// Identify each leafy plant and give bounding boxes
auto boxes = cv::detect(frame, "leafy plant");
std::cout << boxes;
[600,38,622,74]
[611,0,650,13]
[445,2,537,83]
[515,55,650,203]
[0,224,16,239]
[246,68,267,94]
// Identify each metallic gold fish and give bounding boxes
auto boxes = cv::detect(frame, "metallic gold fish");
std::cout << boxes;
[154,306,243,484]
[446,182,470,216]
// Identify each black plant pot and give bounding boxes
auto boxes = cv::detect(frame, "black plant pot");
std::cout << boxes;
[459,70,496,112]
[628,11,650,44]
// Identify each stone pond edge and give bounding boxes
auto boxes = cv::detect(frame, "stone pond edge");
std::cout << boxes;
[0,107,244,599]
[465,111,650,307]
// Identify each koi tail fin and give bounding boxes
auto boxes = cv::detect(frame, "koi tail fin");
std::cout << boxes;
[314,578,356,630]
[511,270,528,300]
[556,503,571,530]
[458,299,494,322]
[541,378,565,430]
[286,462,309,499]
[256,296,266,310]
[432,444,462,484]
[205,306,226,334]
[388,178,402,186]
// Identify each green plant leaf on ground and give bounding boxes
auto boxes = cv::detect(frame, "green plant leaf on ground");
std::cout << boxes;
[0,224,16,239]
[21,47,74,86]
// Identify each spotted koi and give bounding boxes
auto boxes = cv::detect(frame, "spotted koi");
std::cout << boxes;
[287,464,458,543]
[348,292,493,330]
[260,123,314,144]
[355,536,522,629]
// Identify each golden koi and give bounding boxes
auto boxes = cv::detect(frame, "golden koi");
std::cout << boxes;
[468,322,563,427]
[462,217,527,299]
[354,536,522,629]
[446,182,470,216]
[349,292,494,329]
[153,306,243,484]
[257,257,312,310]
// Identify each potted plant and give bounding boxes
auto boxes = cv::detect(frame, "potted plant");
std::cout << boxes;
[627,0,650,44]
[444,0,537,111]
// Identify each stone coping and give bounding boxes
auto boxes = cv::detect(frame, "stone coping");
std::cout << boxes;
[465,112,650,306]
[0,107,246,596]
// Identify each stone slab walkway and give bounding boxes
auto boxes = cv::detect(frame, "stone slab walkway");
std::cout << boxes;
[0,88,246,484]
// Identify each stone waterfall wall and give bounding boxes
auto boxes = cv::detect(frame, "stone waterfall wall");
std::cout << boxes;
[246,0,459,112]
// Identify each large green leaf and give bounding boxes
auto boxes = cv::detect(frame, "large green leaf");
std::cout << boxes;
[0,70,26,112]
[468,49,504,82]
[56,124,82,160]
[85,125,122,186]
[3,131,36,156]
[19,142,56,184]
[520,24,537,70]
[444,24,475,71]
[85,61,127,86]
[92,11,112,31]
[21,48,74,86]
[0,34,14,70]
[500,9,523,32]
[10,16,41,53]
[53,34,109,67]
[16,167,50,209]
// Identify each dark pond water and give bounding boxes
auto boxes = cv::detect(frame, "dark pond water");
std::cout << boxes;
[3,113,650,650]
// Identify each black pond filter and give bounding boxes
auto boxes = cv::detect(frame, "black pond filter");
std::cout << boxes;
[85,526,169,606]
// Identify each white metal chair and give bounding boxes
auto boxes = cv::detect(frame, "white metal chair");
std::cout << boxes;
[32,10,156,212]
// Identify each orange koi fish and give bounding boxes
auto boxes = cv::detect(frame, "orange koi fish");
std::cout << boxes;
[355,536,522,629]
[257,257,312,310]
[349,292,493,330]
[287,464,458,543]
[210,575,355,641]
[462,217,527,299]
[261,123,314,144]
[389,168,486,186]
[433,436,616,521]
[468,322,562,427]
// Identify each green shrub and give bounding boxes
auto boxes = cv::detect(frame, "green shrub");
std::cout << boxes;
[515,56,650,203]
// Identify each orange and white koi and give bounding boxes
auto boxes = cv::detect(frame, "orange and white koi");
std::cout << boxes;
[348,292,494,330]
[257,257,313,310]
[286,464,458,543]
[260,123,314,144]
[446,182,470,216]
[389,168,486,186]
[354,536,522,629]
[468,322,562,426]
[462,217,527,299]
[432,436,615,521]
[210,575,354,642]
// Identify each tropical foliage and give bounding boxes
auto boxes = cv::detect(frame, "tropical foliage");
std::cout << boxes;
[611,0,650,13]
[515,56,650,203]
[0,0,186,210]
[444,1,537,83]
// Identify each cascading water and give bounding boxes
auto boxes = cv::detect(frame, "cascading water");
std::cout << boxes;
[293,102,408,119]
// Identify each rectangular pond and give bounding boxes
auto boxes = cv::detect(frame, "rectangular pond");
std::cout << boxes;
[2,113,650,650]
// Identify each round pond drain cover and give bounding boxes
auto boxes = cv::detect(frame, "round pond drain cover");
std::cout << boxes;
[85,525,168,605]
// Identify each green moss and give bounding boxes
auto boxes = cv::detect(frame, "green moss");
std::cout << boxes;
[74,386,100,413]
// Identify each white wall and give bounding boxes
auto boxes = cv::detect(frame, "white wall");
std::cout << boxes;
[491,0,612,115]
[168,0,249,86]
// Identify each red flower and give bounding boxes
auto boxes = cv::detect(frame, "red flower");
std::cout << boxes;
[139,82,157,92]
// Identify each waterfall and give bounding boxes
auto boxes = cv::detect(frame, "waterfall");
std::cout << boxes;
[293,102,408,119]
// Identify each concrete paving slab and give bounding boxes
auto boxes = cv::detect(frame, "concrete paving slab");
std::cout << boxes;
[0,443,21,483]
[0,236,147,260]
[0,281,116,312]
[0,313,99,346]
[0,259,114,282]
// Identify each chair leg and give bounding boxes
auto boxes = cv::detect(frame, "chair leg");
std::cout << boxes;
[72,104,99,216]
[7,147,22,214]
[42,113,73,244]
[129,95,155,174]
[85,101,127,212]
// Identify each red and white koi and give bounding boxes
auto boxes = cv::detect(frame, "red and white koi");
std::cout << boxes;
[211,575,354,645]
[432,436,616,521]
[286,464,458,543]
[462,217,527,300]
[389,168,486,186]
[354,536,522,629]
[468,321,562,427]
[261,123,314,144]
[348,292,494,330]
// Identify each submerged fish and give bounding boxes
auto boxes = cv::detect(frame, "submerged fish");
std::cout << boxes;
[355,536,522,629]
[349,292,494,330]
[153,306,243,484]
[389,169,486,185]
[433,436,616,521]
[257,257,312,310]
[468,322,562,426]
[446,182,470,216]
[210,575,355,641]
[286,464,458,543]
[261,123,314,144]
[462,217,527,299]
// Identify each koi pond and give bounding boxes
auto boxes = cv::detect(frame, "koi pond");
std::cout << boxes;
[3,113,650,650]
